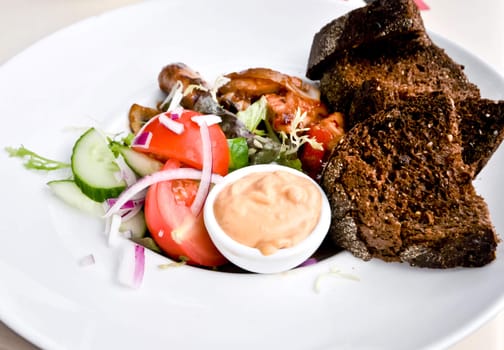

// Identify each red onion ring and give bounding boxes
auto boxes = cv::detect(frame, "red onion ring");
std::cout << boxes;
[133,244,145,288]
[104,168,223,217]
[190,119,213,216]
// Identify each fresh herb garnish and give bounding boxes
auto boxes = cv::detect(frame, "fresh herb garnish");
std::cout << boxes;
[278,108,323,156]
[5,145,70,171]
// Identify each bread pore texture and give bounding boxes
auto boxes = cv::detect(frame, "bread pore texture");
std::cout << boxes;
[321,94,498,268]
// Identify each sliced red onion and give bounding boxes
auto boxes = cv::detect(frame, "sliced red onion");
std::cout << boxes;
[160,81,183,111]
[169,106,184,120]
[117,244,145,289]
[133,244,145,288]
[190,119,213,216]
[159,113,185,134]
[114,154,138,186]
[130,189,147,201]
[191,114,222,126]
[105,198,135,210]
[78,254,96,267]
[104,198,145,220]
[103,212,112,236]
[120,201,144,222]
[132,131,153,149]
[298,257,318,267]
[166,81,184,112]
[106,214,122,247]
[104,168,223,217]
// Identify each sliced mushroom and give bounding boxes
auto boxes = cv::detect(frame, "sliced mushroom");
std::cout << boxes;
[128,103,160,134]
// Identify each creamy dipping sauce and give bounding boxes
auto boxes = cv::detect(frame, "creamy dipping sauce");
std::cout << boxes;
[213,170,322,255]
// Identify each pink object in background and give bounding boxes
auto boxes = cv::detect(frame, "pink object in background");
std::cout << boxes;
[414,0,430,10]
[362,0,430,10]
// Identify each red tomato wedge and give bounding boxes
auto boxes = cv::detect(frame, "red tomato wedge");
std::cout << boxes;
[132,109,230,176]
[144,159,227,267]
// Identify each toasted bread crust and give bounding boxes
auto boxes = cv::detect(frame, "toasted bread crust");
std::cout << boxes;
[320,38,480,130]
[457,99,504,175]
[307,0,425,80]
[321,94,498,267]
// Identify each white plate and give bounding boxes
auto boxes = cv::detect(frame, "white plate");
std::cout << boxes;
[1,1,503,349]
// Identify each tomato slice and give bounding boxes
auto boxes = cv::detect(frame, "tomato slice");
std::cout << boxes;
[144,159,227,267]
[300,126,333,179]
[132,109,230,176]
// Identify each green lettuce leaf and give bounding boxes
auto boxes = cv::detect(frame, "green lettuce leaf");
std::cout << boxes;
[227,137,249,171]
[236,96,268,133]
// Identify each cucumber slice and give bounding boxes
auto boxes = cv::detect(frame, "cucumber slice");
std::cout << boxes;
[120,210,147,239]
[47,180,104,216]
[71,128,126,202]
[113,144,163,177]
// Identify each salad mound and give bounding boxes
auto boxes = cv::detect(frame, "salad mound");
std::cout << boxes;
[6,63,346,275]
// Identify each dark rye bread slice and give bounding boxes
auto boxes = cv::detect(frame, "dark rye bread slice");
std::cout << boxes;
[321,94,498,268]
[348,81,504,176]
[319,37,481,130]
[457,99,504,176]
[306,0,426,80]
